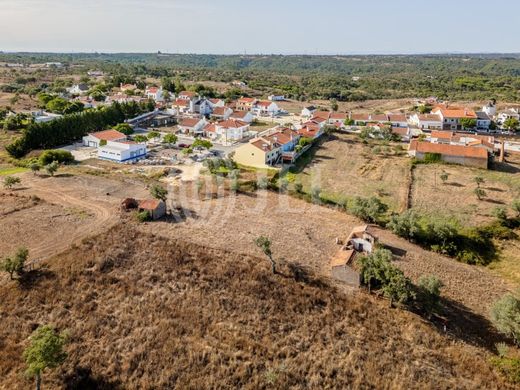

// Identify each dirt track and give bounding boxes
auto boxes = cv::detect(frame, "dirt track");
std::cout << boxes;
[1,173,148,261]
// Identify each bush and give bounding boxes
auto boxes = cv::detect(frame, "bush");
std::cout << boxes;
[136,210,151,223]
[39,149,74,165]
[348,196,388,224]
[491,293,520,345]
[417,275,443,317]
[113,123,134,135]
[387,210,421,240]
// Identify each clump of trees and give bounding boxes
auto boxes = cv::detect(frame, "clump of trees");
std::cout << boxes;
[348,196,388,224]
[359,249,414,307]
[38,149,74,165]
[203,158,237,176]
[113,123,134,135]
[6,100,155,158]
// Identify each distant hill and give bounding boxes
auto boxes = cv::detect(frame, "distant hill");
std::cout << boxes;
[0,224,507,389]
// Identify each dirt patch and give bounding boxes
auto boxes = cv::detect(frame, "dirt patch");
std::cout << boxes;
[0,172,149,260]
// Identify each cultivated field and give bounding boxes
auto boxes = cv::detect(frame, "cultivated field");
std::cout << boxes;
[411,157,520,226]
[293,133,411,212]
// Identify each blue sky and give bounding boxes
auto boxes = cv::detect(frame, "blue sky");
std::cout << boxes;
[1,0,519,54]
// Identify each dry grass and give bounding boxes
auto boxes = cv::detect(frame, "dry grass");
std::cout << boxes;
[0,224,509,389]
[411,162,520,226]
[293,133,411,211]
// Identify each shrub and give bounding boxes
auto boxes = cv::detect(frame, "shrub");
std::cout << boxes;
[39,149,74,165]
[113,123,134,135]
[3,176,21,189]
[387,210,421,240]
[348,196,388,224]
[491,293,520,346]
[136,210,151,222]
[417,275,444,317]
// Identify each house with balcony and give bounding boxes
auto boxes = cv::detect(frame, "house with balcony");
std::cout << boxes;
[178,118,207,136]
[235,97,257,111]
[409,113,443,130]
[431,105,477,130]
[254,100,279,117]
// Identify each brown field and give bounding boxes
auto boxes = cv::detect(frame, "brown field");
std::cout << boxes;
[294,133,411,211]
[0,171,148,261]
[0,224,510,389]
[411,159,520,226]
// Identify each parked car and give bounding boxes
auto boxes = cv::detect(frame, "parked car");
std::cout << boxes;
[178,143,192,149]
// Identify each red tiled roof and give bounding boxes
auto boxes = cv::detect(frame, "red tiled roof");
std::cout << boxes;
[204,123,217,133]
[431,130,455,139]
[146,87,158,93]
[212,107,229,116]
[230,111,250,119]
[256,101,272,108]
[180,118,202,127]
[138,199,162,210]
[90,130,126,141]
[237,97,256,104]
[418,114,442,121]
[433,106,477,119]
[218,119,248,128]
[391,127,409,136]
[409,141,488,159]
[330,112,347,120]
[179,91,196,98]
[388,114,407,122]
[251,139,276,152]
[351,113,370,121]
[173,99,189,107]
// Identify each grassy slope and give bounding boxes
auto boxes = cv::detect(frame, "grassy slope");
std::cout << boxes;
[0,224,507,389]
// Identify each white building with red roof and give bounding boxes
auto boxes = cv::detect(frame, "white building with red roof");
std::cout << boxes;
[211,106,233,120]
[215,119,250,143]
[145,86,164,102]
[82,130,127,148]
[230,110,254,123]
[98,140,147,163]
[253,100,279,116]
[178,118,207,136]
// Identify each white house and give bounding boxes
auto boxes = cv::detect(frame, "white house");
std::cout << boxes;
[328,112,348,128]
[178,118,207,136]
[215,119,250,143]
[145,86,164,102]
[212,106,233,120]
[497,108,520,126]
[254,101,279,116]
[301,106,317,118]
[482,101,497,117]
[208,98,225,108]
[230,110,254,123]
[268,95,285,101]
[67,84,89,95]
[387,114,409,128]
[82,129,127,148]
[476,111,492,131]
[177,91,198,101]
[193,98,213,116]
[98,141,147,163]
[409,113,443,130]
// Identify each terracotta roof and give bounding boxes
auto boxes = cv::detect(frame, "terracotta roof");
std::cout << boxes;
[433,106,477,119]
[179,118,202,127]
[90,130,126,141]
[138,199,162,210]
[370,114,389,122]
[391,127,409,136]
[330,112,347,120]
[310,116,327,124]
[178,91,196,98]
[237,97,256,104]
[409,141,488,159]
[204,123,217,133]
[212,107,229,116]
[251,139,276,152]
[209,98,223,105]
[314,111,331,119]
[330,249,356,268]
[256,100,273,108]
[218,119,248,128]
[418,114,442,121]
[146,87,158,93]
[351,113,370,121]
[388,114,407,122]
[431,130,455,140]
[173,99,189,107]
[230,111,250,119]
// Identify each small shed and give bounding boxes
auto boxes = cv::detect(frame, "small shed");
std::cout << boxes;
[330,225,378,287]
[138,199,167,220]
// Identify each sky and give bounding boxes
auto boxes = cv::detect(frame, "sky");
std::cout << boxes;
[1,0,519,54]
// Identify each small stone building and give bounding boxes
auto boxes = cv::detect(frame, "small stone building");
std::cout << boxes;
[330,225,378,287]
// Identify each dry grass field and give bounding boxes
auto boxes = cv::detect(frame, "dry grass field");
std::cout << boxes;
[411,157,520,226]
[293,133,411,212]
[0,224,510,389]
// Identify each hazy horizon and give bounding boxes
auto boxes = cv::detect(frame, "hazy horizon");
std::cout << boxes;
[1,0,519,54]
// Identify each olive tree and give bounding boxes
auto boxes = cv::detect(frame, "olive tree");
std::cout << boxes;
[1,247,28,279]
[24,325,67,390]
[3,175,21,189]
[150,184,168,202]
[491,293,520,345]
[44,161,59,177]
[417,275,444,318]
[255,236,277,274]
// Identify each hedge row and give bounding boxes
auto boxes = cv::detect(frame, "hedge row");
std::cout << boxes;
[6,100,155,158]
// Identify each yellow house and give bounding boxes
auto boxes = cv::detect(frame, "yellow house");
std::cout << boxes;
[234,139,281,169]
